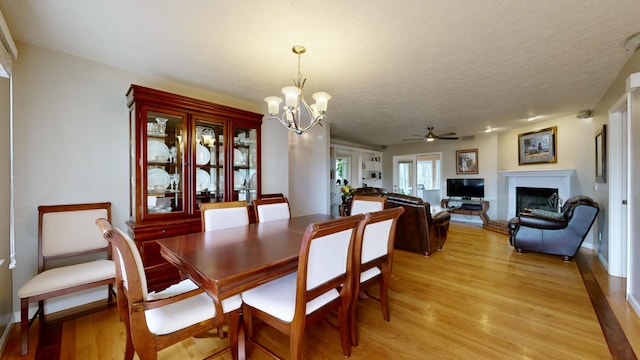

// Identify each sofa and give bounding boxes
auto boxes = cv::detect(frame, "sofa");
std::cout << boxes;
[384,193,451,256]
[507,195,600,261]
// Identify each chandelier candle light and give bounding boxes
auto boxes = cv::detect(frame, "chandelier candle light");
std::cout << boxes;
[264,45,331,135]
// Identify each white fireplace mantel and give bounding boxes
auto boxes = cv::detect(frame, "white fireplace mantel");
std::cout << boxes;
[500,169,576,219]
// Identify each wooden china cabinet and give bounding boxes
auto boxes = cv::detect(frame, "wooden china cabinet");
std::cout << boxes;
[126,84,262,291]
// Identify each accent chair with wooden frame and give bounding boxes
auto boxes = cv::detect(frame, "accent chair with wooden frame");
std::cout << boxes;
[350,207,404,346]
[252,197,291,222]
[200,200,249,232]
[241,214,365,359]
[17,202,115,355]
[350,195,387,215]
[96,218,242,360]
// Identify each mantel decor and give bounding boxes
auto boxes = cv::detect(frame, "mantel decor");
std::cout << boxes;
[595,124,607,183]
[518,126,557,165]
[456,149,478,174]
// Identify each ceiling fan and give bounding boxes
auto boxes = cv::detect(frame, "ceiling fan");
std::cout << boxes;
[403,126,459,142]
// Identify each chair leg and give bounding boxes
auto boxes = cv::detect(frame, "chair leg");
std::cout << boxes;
[20,298,28,356]
[338,299,352,357]
[380,279,390,322]
[227,310,241,360]
[349,292,359,346]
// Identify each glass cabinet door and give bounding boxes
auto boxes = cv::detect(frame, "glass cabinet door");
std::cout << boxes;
[232,125,258,203]
[145,110,186,216]
[194,119,225,210]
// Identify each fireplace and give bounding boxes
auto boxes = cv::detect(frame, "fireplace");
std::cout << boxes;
[500,169,576,219]
[516,187,559,215]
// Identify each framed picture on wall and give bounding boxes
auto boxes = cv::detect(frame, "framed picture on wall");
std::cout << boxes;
[456,149,478,174]
[595,124,606,183]
[518,126,557,165]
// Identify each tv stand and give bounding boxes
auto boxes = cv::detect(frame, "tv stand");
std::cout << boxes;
[441,198,490,226]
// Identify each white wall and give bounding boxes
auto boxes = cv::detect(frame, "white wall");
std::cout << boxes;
[496,115,595,223]
[10,42,265,316]
[288,123,330,216]
[384,133,499,220]
[0,75,12,346]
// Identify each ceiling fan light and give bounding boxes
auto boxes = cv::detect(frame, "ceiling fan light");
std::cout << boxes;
[426,137,435,142]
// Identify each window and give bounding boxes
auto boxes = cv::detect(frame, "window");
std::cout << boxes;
[417,154,440,191]
[336,156,351,186]
[398,161,413,194]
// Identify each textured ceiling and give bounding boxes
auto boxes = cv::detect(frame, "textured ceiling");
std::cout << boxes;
[1,0,639,147]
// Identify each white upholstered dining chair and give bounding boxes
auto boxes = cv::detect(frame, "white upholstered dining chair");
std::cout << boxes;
[350,195,387,215]
[18,202,115,355]
[350,207,404,346]
[241,214,365,359]
[95,218,242,360]
[200,200,249,231]
[252,197,291,222]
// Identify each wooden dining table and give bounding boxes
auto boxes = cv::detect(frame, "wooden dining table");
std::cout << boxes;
[156,213,335,358]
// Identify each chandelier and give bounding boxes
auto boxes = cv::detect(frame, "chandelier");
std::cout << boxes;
[264,45,331,135]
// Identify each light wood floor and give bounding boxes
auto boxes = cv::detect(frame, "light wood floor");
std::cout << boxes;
[2,222,639,359]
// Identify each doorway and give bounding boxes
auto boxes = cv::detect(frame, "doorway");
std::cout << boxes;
[393,153,442,205]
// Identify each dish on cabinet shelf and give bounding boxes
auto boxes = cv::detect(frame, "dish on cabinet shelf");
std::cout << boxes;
[148,168,171,192]
[196,169,211,191]
[233,148,246,166]
[196,144,210,165]
[147,140,170,162]
[248,171,257,189]
[234,170,245,189]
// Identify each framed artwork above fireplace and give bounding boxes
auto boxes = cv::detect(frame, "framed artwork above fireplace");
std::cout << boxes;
[518,126,557,165]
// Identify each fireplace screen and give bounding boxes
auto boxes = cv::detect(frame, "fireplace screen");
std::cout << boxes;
[516,187,559,215]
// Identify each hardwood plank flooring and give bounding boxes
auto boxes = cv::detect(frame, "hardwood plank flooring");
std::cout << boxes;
[2,222,638,359]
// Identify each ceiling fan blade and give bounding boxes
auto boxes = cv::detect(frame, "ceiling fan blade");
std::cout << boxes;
[402,138,423,141]
[437,132,457,137]
[438,137,459,140]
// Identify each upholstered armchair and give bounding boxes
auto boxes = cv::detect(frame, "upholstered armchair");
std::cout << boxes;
[508,195,600,261]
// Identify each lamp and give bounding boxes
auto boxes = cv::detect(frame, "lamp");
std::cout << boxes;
[264,45,331,135]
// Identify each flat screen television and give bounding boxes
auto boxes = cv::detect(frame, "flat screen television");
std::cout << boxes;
[446,178,485,199]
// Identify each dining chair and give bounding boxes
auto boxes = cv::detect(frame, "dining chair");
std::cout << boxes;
[95,218,242,360]
[200,200,249,231]
[350,207,404,346]
[241,214,365,359]
[252,197,291,222]
[18,202,115,355]
[350,195,387,215]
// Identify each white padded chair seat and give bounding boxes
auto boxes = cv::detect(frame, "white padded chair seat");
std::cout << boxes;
[359,267,381,283]
[145,278,242,335]
[241,272,339,322]
[18,259,115,298]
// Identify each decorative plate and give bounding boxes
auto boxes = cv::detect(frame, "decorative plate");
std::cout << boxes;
[196,144,211,165]
[234,170,245,189]
[147,168,170,191]
[196,169,211,191]
[147,140,170,162]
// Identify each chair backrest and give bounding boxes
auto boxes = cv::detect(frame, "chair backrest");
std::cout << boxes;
[295,215,364,315]
[200,201,249,231]
[350,195,386,215]
[95,218,148,303]
[354,207,404,275]
[252,197,291,222]
[38,202,112,272]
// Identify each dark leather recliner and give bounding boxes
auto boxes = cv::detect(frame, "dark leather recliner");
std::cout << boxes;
[384,193,450,256]
[508,195,600,261]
